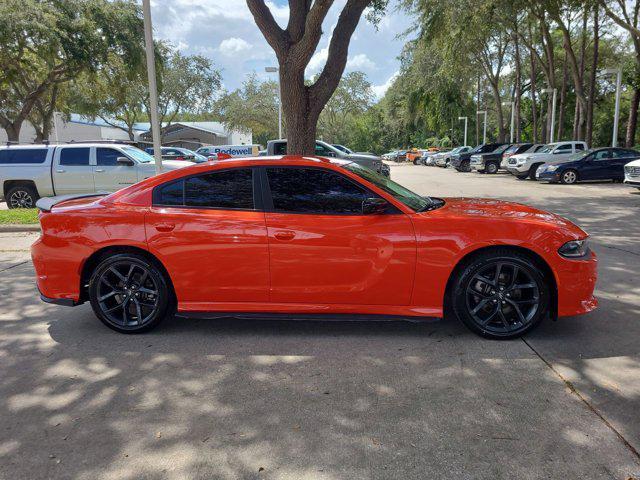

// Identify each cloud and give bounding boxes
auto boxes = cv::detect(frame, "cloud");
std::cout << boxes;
[372,71,399,99]
[150,0,411,93]
[347,53,375,71]
[219,37,252,54]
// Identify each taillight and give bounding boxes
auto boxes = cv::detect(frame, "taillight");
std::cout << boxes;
[176,156,184,161]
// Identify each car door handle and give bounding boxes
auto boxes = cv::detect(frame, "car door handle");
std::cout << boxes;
[274,230,295,241]
[154,223,175,232]
[56,169,65,173]
[95,168,105,173]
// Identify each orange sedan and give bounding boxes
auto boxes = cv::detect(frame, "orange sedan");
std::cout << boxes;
[32,155,597,339]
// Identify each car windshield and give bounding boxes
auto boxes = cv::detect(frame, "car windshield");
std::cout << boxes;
[343,162,432,212]
[567,150,593,161]
[494,144,510,154]
[537,144,556,154]
[122,146,154,163]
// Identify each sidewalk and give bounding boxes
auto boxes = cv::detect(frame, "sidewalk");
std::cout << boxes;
[0,232,40,252]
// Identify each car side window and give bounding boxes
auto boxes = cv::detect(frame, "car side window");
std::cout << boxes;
[266,167,371,215]
[184,169,254,209]
[554,144,572,153]
[0,148,48,164]
[593,150,611,161]
[575,144,585,151]
[314,144,335,157]
[59,147,90,166]
[96,148,122,166]
[273,143,287,155]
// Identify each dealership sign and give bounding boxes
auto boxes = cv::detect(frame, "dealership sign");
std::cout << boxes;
[210,145,259,157]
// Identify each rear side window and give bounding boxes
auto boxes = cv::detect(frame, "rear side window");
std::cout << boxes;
[575,144,585,151]
[60,148,90,165]
[266,167,369,214]
[0,149,48,164]
[158,180,184,206]
[273,143,287,155]
[96,148,122,166]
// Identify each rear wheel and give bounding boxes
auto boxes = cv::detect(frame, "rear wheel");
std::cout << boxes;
[560,169,578,184]
[88,253,170,333]
[460,160,471,172]
[485,162,499,174]
[7,185,39,209]
[451,250,550,339]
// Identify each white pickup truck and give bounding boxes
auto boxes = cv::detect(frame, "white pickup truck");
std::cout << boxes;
[505,141,588,180]
[0,143,188,208]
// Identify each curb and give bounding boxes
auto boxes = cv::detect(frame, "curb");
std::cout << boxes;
[0,224,41,233]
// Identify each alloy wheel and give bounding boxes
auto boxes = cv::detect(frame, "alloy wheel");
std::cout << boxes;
[96,261,160,328]
[562,170,577,184]
[465,261,540,335]
[9,190,34,208]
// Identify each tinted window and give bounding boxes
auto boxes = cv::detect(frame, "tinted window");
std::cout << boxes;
[575,144,585,151]
[60,148,90,166]
[185,169,254,209]
[613,149,638,158]
[273,143,287,155]
[0,148,48,164]
[158,180,184,206]
[267,167,370,214]
[96,148,121,166]
[314,143,336,157]
[593,150,611,161]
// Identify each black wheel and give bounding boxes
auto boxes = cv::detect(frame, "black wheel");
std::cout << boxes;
[515,174,528,180]
[560,169,578,184]
[88,253,170,333]
[460,160,471,172]
[528,164,542,180]
[451,250,550,339]
[7,185,39,209]
[485,162,499,174]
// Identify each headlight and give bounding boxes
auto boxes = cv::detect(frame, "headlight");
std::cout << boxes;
[546,165,558,172]
[558,239,590,258]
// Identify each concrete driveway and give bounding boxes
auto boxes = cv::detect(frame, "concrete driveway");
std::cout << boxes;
[0,166,638,480]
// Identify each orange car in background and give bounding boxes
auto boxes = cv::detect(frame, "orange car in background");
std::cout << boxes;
[32,155,597,340]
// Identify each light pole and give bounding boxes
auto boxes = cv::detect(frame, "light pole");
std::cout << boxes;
[501,101,515,143]
[476,110,487,144]
[602,67,623,147]
[142,0,162,174]
[542,88,557,143]
[458,117,468,147]
[265,66,282,139]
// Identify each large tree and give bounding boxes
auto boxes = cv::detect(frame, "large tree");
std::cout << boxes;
[0,0,144,142]
[246,0,382,154]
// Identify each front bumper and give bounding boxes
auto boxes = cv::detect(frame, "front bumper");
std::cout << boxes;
[624,177,640,186]
[556,250,598,317]
[536,169,560,182]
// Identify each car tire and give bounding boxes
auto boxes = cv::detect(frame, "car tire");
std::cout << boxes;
[560,169,578,185]
[451,249,550,340]
[88,253,171,333]
[485,162,499,174]
[6,184,39,209]
[528,164,542,180]
[515,174,528,180]
[461,160,471,172]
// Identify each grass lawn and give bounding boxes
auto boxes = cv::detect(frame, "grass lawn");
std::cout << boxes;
[0,208,39,225]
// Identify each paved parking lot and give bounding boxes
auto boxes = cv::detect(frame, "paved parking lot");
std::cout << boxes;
[0,165,638,479]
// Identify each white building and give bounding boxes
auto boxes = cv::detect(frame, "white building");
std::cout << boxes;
[0,115,252,148]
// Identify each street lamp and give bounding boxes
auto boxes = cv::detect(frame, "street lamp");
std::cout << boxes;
[265,66,282,139]
[502,101,515,143]
[542,88,557,143]
[458,117,468,147]
[601,67,623,147]
[142,0,162,174]
[476,110,487,144]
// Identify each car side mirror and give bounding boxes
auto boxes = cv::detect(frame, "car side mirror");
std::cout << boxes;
[117,156,134,166]
[362,197,389,215]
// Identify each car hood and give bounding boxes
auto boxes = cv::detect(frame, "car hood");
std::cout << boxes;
[346,153,380,161]
[429,197,586,236]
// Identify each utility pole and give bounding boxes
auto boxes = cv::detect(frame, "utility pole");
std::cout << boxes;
[458,117,468,147]
[142,0,162,174]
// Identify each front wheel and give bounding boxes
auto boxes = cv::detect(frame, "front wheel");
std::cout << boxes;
[451,250,550,339]
[560,169,578,184]
[88,253,171,333]
[7,185,39,209]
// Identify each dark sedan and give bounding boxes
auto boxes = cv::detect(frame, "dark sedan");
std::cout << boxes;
[536,147,640,184]
[451,143,508,172]
[145,147,208,163]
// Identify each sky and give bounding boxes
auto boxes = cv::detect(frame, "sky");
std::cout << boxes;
[149,0,411,99]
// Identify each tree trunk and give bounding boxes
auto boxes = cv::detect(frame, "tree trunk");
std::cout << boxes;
[476,75,481,145]
[490,82,506,142]
[558,52,568,141]
[585,5,599,147]
[3,122,22,143]
[513,24,522,142]
[530,51,538,143]
[281,67,318,154]
[627,87,640,147]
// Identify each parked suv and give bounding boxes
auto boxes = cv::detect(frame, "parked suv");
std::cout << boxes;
[470,144,515,174]
[266,139,389,176]
[451,143,507,172]
[435,146,471,167]
[506,141,588,180]
[624,157,640,189]
[0,143,188,208]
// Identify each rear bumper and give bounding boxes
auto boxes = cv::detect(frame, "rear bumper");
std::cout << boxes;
[40,292,77,307]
